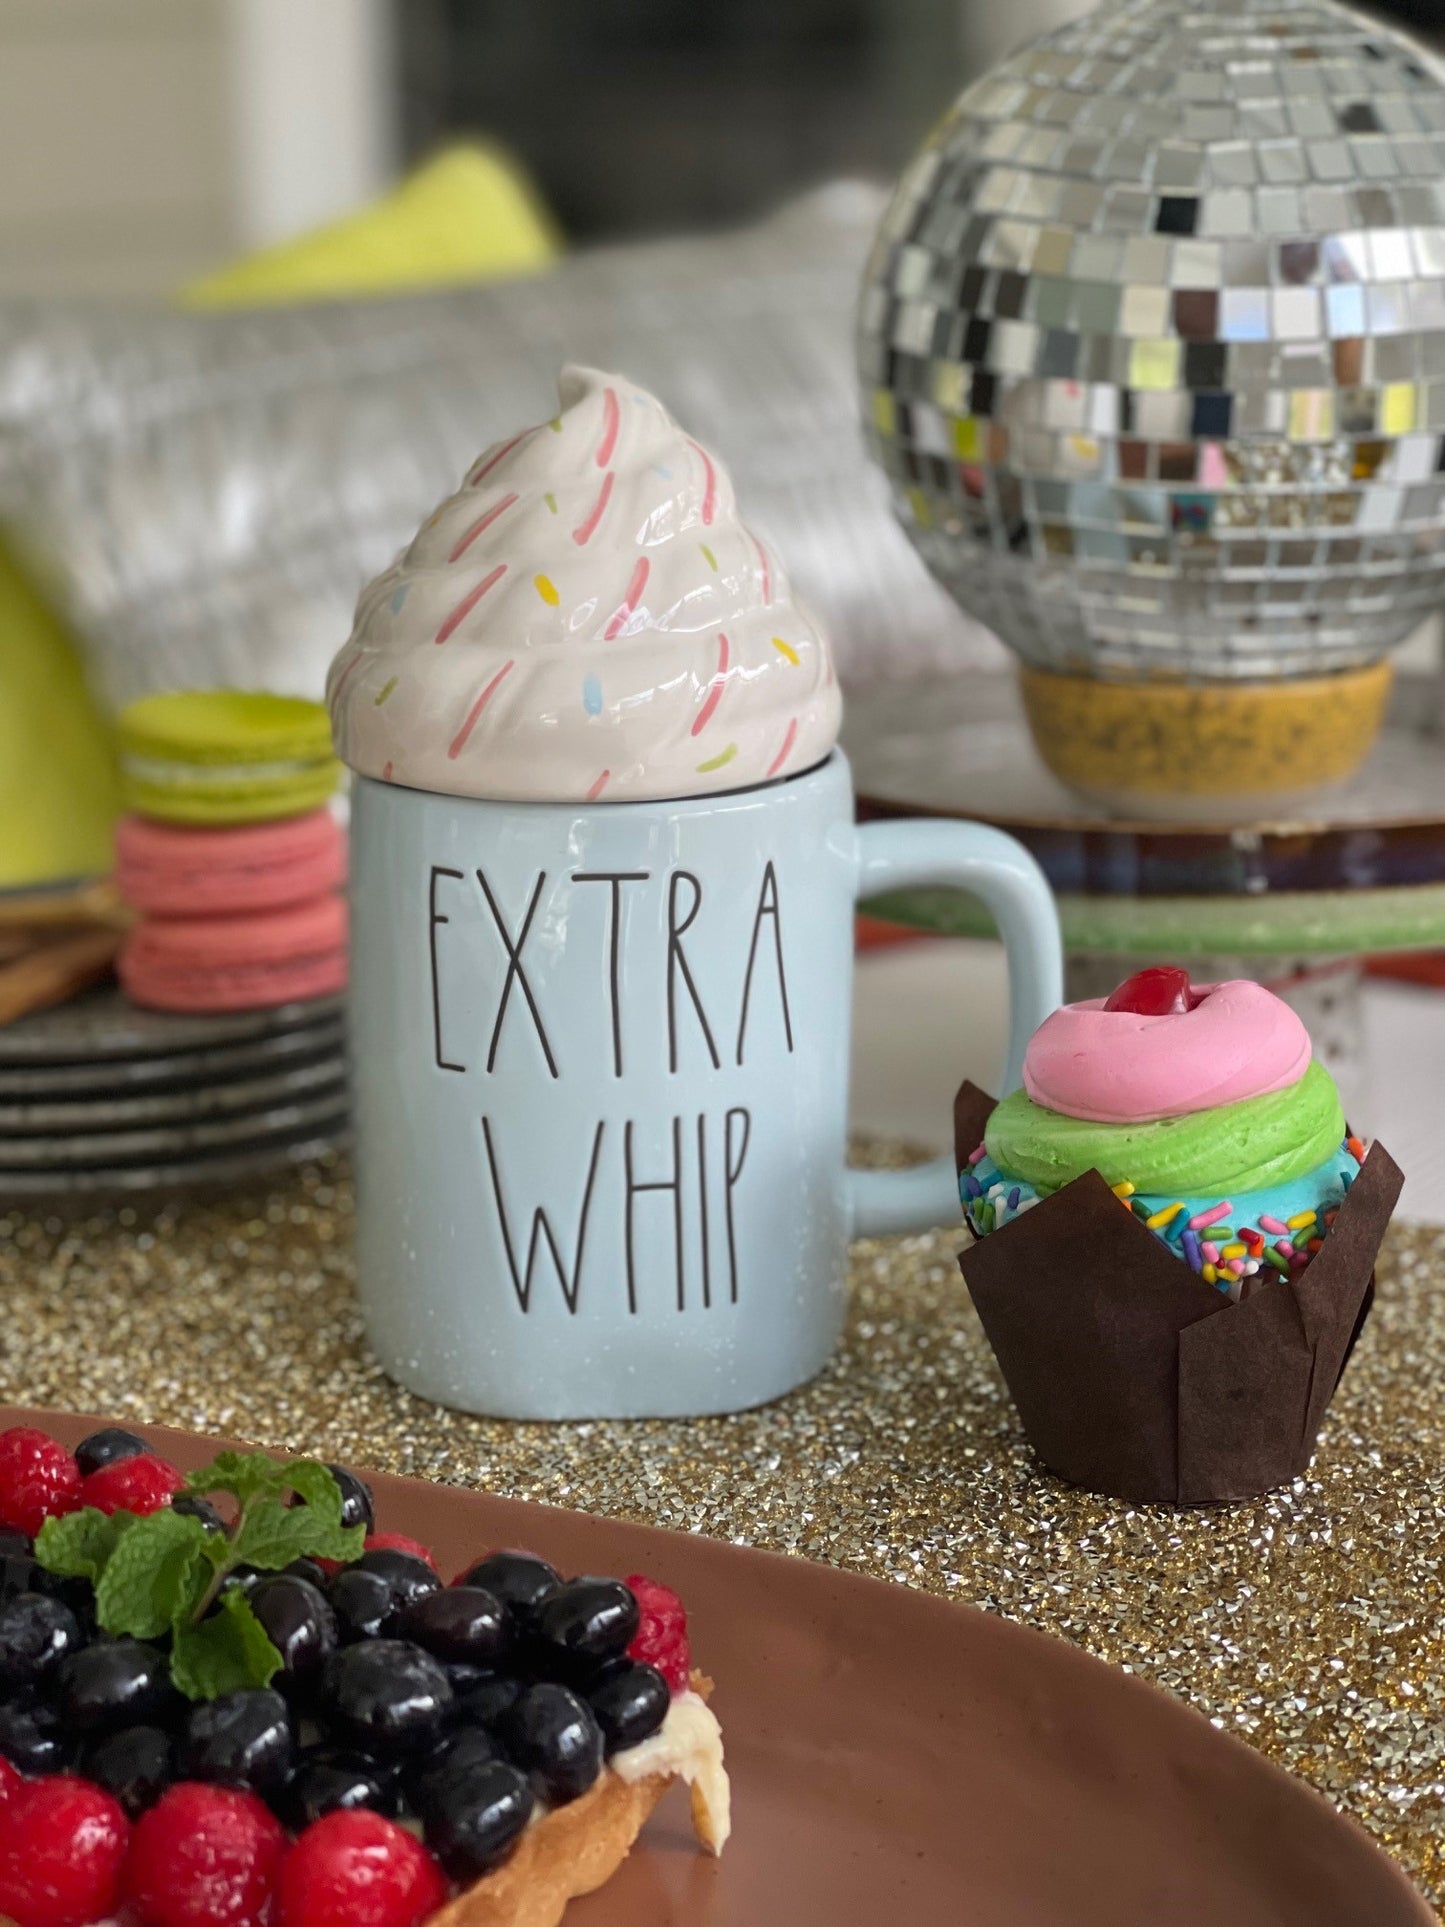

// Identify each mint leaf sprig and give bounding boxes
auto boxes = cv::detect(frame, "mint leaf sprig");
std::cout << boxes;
[35,1450,365,1700]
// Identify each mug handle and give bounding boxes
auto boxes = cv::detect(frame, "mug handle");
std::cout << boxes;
[846,819,1063,1238]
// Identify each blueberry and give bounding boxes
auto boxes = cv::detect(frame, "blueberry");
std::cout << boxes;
[279,1744,399,1829]
[0,1530,30,1560]
[326,1465,375,1534]
[533,1578,638,1668]
[444,1661,494,1694]
[75,1428,148,1477]
[178,1688,294,1796]
[0,1696,75,1773]
[455,1551,558,1620]
[323,1639,453,1757]
[357,1548,440,1615]
[585,1659,670,1755]
[169,1493,227,1533]
[219,1564,262,1596]
[0,1555,40,1607]
[0,1592,83,1691]
[0,1558,88,1637]
[423,1760,533,1881]
[397,1586,508,1669]
[85,1724,173,1818]
[56,1639,182,1733]
[329,1566,395,1643]
[501,1682,603,1804]
[248,1575,337,1689]
[28,1566,96,1631]
[455,1674,524,1730]
[405,1726,499,1823]
[283,1556,329,1591]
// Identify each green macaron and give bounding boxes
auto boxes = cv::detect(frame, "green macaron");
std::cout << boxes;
[117,691,341,826]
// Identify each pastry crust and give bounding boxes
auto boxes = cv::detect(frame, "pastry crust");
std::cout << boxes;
[430,1675,721,1927]
[427,1766,674,1927]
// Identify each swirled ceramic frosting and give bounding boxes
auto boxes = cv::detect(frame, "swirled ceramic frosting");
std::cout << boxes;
[327,365,840,803]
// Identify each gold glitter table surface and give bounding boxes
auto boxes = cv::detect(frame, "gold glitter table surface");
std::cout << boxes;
[2,1151,1443,1912]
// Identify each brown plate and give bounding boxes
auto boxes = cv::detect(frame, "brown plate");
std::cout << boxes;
[9,1407,1429,1927]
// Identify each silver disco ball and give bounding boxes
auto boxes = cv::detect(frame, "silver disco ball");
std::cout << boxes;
[858,0,1445,681]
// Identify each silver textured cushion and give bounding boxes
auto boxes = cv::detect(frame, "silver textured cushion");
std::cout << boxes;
[0,185,998,712]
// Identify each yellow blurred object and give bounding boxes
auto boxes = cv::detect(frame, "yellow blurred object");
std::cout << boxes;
[1019,659,1394,818]
[0,539,118,889]
[0,142,561,890]
[183,144,560,308]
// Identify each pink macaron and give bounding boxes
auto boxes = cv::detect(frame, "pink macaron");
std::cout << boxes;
[114,810,346,918]
[118,896,349,1013]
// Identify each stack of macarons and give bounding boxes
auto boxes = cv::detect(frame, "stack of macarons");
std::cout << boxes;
[113,692,349,1014]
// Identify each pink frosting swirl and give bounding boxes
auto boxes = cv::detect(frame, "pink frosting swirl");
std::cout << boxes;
[1022,980,1313,1124]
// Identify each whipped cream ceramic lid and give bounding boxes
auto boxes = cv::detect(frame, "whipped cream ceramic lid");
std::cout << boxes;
[327,366,841,803]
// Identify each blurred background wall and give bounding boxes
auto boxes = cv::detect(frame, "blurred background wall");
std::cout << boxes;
[6,0,1438,301]
[0,0,1093,298]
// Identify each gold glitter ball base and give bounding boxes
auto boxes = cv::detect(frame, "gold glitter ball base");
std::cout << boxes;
[1,1148,1441,1911]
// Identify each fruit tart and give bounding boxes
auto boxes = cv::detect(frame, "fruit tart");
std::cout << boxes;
[0,1424,728,1927]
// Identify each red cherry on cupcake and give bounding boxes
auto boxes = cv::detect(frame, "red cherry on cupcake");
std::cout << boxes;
[1103,966,1194,1017]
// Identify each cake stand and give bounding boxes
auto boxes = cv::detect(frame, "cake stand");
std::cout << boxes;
[846,671,1445,1121]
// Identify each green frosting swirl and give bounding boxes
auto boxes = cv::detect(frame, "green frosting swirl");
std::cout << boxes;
[984,1059,1344,1197]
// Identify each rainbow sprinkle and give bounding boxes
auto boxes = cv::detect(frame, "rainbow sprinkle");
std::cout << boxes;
[534,574,561,606]
[766,718,799,778]
[695,744,737,773]
[1188,1201,1231,1230]
[374,676,398,706]
[960,1135,1361,1298]
[447,659,514,760]
[771,637,800,666]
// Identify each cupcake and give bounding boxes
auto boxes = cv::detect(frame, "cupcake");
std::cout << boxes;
[954,967,1402,1505]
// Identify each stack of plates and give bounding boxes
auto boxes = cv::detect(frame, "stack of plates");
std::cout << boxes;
[0,991,348,1198]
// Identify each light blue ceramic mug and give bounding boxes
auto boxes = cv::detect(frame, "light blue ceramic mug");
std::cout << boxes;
[349,751,1061,1418]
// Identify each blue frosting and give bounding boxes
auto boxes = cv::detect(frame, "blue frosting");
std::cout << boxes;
[962,1143,1362,1294]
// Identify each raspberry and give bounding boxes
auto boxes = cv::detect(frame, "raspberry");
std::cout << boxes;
[0,1757,20,1806]
[0,1774,129,1927]
[126,1782,287,1927]
[0,1428,81,1540]
[279,1810,449,1927]
[365,1531,437,1570]
[80,1453,185,1518]
[625,1574,691,1693]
